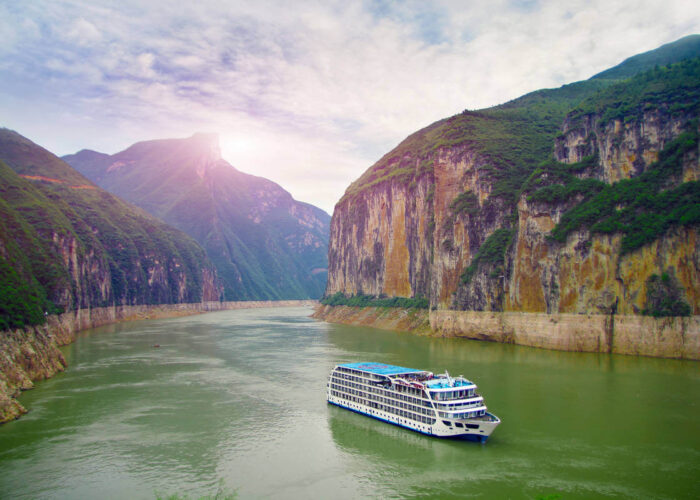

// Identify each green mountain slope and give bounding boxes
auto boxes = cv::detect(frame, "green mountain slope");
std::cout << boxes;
[63,134,330,300]
[592,34,700,80]
[0,129,221,330]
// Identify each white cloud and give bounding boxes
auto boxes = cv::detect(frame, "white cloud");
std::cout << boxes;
[66,17,102,46]
[1,0,699,213]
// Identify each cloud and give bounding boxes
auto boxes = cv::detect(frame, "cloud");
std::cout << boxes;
[66,17,102,46]
[1,0,699,213]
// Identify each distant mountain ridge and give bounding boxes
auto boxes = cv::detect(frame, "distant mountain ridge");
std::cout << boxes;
[0,128,221,331]
[64,134,330,300]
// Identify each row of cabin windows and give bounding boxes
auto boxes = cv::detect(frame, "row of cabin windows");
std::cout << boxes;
[331,376,432,407]
[330,390,436,425]
[330,383,434,416]
[442,421,480,429]
[334,369,425,398]
[438,409,486,419]
[332,378,432,409]
[430,389,475,401]
[435,400,483,411]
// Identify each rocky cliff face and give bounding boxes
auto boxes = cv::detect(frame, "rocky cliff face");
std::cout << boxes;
[64,134,331,300]
[327,144,509,308]
[507,110,699,316]
[325,43,700,324]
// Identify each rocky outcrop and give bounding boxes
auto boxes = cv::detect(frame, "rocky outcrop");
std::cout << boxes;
[554,109,696,182]
[0,300,317,424]
[0,325,68,422]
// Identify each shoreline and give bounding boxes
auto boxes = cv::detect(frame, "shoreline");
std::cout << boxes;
[0,300,317,423]
[312,305,700,360]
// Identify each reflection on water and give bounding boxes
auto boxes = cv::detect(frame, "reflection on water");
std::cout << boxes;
[0,307,697,499]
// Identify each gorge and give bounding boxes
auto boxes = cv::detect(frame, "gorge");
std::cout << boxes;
[0,128,329,422]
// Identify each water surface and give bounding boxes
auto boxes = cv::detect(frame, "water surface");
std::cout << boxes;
[0,307,698,498]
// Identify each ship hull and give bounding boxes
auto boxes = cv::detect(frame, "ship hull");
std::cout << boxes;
[328,394,499,441]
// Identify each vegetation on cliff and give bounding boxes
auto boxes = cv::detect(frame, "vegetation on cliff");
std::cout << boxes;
[459,228,514,284]
[321,292,429,309]
[643,272,691,317]
[0,129,221,330]
[544,125,700,253]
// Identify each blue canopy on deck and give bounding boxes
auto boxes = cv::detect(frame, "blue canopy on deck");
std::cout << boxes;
[339,362,424,376]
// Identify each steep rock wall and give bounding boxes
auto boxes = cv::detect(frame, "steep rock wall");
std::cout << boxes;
[554,110,693,182]
[327,145,508,309]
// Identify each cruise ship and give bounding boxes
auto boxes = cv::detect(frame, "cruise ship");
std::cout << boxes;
[327,362,500,442]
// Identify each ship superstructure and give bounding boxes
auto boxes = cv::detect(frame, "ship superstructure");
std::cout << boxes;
[327,362,500,442]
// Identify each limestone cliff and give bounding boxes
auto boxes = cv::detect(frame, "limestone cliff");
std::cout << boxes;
[323,39,700,353]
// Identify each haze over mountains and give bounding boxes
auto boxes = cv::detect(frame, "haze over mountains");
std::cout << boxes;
[63,134,330,301]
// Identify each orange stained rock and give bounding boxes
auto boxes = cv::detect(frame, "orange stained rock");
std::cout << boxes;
[383,196,412,297]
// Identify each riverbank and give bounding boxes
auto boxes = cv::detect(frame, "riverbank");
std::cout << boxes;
[0,300,317,423]
[312,305,700,360]
[312,304,431,334]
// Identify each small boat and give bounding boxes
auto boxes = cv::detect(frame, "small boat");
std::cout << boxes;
[327,362,500,442]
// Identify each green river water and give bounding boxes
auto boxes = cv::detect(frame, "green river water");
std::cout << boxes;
[0,306,698,499]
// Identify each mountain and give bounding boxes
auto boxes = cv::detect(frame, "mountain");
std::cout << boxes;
[63,134,330,300]
[322,35,700,318]
[0,129,221,331]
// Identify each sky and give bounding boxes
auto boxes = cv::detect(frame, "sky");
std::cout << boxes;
[1,1,699,214]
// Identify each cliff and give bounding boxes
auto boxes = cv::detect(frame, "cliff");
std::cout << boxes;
[322,37,700,355]
[64,133,330,301]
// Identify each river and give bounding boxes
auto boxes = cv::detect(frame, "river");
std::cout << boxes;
[0,306,698,499]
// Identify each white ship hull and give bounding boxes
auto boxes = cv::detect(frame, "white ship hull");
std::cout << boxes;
[327,362,500,443]
[328,393,500,442]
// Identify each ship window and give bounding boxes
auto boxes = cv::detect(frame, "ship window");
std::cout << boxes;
[455,422,464,428]
[466,423,479,429]
[442,421,452,426]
